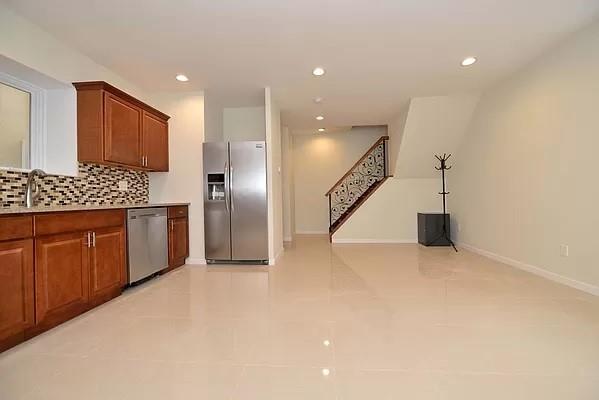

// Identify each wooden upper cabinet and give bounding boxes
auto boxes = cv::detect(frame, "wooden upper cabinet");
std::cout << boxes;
[35,232,91,329]
[104,93,143,167]
[74,81,170,171]
[0,239,34,351]
[142,111,169,171]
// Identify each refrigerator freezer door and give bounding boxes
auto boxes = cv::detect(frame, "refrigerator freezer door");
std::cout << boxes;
[229,141,268,261]
[203,142,232,260]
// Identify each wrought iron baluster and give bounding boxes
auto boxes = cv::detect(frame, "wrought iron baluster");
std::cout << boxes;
[328,139,387,227]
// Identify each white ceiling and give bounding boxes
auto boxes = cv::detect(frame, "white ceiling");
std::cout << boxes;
[3,0,599,129]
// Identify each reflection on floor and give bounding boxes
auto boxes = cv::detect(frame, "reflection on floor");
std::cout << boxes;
[1,235,599,399]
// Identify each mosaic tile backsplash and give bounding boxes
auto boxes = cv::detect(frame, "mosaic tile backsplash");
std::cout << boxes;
[0,163,149,208]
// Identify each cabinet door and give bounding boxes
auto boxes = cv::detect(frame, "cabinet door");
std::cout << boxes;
[142,111,169,171]
[168,218,189,268]
[0,239,34,351]
[104,93,142,167]
[89,227,126,306]
[35,232,90,328]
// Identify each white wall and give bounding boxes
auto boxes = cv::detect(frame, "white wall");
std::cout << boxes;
[45,88,77,176]
[265,88,284,263]
[148,93,205,264]
[0,4,144,97]
[203,93,223,142]
[452,20,599,291]
[0,4,149,176]
[293,126,386,234]
[387,104,409,176]
[333,178,441,242]
[396,94,480,178]
[223,106,266,142]
[281,125,295,241]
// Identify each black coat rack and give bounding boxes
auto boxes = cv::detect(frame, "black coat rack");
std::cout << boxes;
[427,153,457,252]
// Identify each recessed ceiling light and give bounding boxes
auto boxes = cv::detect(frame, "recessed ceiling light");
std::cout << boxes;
[321,368,331,376]
[461,57,477,67]
[175,74,189,82]
[312,67,325,76]
[318,128,325,132]
[316,115,324,121]
[313,97,323,104]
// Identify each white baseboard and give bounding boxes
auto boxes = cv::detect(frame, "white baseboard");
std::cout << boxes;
[269,246,284,266]
[295,230,329,235]
[458,242,599,297]
[331,238,417,244]
[186,258,207,265]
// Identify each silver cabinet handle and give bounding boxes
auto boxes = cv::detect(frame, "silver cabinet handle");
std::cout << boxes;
[224,161,230,213]
[92,231,96,247]
[86,231,91,248]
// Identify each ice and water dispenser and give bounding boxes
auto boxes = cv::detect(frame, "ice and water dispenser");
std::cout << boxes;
[207,173,225,201]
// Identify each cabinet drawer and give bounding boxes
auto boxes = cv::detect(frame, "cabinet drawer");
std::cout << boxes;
[168,206,188,219]
[34,210,125,236]
[0,215,33,242]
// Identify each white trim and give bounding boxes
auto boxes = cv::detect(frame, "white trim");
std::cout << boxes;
[186,258,207,265]
[332,238,417,244]
[284,236,293,242]
[295,230,328,235]
[268,246,284,266]
[0,71,47,171]
[458,242,599,297]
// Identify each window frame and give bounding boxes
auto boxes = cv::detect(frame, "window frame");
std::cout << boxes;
[0,70,46,172]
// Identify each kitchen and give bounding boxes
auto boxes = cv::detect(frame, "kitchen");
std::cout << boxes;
[0,59,281,352]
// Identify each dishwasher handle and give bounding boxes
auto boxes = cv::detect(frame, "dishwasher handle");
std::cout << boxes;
[127,208,168,220]
[130,213,163,219]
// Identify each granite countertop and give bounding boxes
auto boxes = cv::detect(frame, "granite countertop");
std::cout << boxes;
[0,202,190,215]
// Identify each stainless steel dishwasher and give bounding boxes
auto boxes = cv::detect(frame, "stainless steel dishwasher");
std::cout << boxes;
[127,207,168,284]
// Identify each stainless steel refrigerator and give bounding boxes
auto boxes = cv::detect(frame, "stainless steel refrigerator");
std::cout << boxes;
[203,141,268,263]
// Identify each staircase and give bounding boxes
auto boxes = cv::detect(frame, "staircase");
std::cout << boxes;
[325,136,390,240]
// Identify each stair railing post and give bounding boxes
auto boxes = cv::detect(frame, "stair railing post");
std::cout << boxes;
[383,138,388,177]
[328,194,332,230]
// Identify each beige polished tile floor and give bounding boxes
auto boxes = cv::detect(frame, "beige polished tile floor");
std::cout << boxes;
[2,235,599,399]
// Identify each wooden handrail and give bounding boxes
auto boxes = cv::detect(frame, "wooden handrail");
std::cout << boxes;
[324,136,389,196]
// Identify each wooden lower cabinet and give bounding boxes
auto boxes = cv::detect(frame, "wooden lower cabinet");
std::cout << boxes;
[89,226,126,307]
[0,239,34,352]
[30,210,127,337]
[34,232,91,331]
[0,207,178,352]
[168,217,189,269]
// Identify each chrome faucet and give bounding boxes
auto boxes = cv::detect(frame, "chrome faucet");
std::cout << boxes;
[24,169,47,208]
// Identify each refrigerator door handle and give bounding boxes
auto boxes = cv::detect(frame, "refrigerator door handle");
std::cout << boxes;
[230,165,235,212]
[224,161,230,213]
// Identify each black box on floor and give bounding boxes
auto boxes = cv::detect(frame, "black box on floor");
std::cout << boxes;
[418,213,452,246]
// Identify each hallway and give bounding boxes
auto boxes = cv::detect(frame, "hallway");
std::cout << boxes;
[1,235,598,399]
